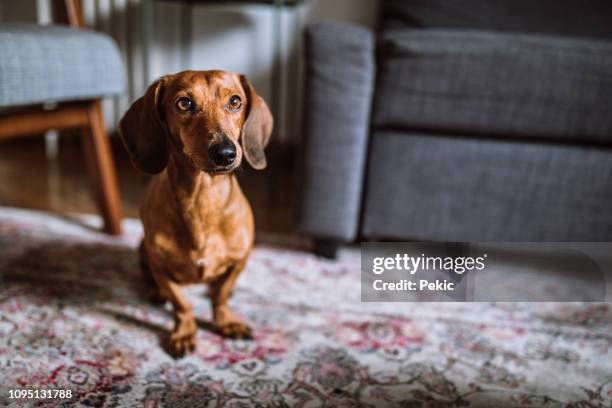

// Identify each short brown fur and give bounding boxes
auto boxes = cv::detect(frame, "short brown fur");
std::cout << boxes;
[119,70,272,356]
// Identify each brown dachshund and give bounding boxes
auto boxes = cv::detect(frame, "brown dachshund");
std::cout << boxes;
[119,70,272,356]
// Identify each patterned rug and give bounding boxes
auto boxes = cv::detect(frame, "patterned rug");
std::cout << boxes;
[0,207,611,407]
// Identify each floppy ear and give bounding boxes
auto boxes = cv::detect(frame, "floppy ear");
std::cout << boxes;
[240,76,273,170]
[119,78,169,174]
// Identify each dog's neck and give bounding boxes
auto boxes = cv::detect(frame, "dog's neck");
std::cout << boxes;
[167,152,212,194]
[166,149,233,249]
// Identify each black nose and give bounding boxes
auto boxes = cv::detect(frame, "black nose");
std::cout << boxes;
[208,142,237,166]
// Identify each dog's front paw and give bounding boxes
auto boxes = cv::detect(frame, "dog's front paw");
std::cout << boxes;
[217,320,253,340]
[169,319,197,357]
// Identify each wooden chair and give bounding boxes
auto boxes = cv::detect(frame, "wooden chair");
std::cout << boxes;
[0,0,123,234]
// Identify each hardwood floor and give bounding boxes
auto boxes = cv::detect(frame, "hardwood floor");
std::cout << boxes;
[0,133,301,241]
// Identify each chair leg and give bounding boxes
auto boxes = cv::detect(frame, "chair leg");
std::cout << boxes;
[81,100,122,235]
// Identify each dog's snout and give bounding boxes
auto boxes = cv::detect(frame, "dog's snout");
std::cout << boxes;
[208,142,237,166]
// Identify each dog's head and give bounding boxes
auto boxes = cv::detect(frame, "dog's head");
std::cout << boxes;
[119,70,273,175]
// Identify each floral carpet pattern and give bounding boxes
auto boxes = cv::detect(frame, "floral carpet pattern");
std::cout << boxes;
[0,207,611,407]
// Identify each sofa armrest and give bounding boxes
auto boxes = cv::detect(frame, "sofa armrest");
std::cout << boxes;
[298,23,375,242]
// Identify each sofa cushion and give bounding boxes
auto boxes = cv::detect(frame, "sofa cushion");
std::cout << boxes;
[0,24,124,107]
[381,0,612,40]
[373,29,612,143]
[362,131,612,241]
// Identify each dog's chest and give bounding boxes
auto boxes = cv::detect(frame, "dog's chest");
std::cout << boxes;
[143,173,252,284]
[175,207,249,283]
[188,232,229,280]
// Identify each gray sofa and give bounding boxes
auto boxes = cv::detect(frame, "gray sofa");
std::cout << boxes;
[298,0,612,254]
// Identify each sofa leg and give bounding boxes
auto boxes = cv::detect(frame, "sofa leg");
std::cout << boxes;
[81,100,122,235]
[313,238,339,260]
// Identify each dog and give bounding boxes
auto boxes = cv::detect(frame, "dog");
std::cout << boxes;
[119,70,272,356]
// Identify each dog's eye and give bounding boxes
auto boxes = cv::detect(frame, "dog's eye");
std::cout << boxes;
[228,95,242,111]
[176,97,193,112]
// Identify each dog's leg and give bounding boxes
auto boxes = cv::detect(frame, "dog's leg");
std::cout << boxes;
[152,271,197,356]
[209,261,252,339]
